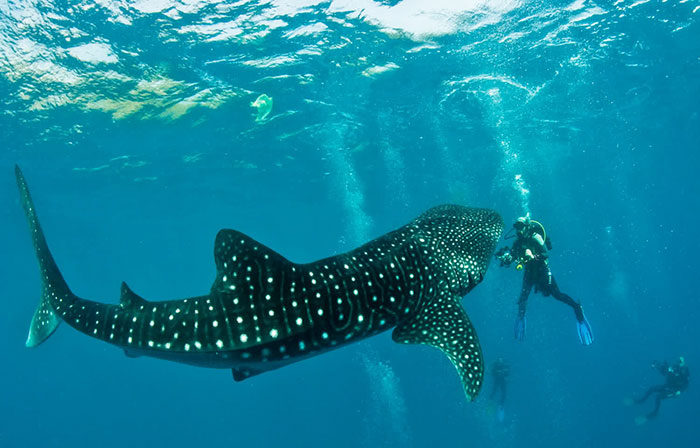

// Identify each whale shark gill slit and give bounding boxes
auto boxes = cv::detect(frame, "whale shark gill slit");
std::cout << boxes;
[16,165,503,401]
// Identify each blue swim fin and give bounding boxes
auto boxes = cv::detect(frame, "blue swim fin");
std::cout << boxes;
[514,315,526,341]
[576,312,594,345]
[634,415,648,426]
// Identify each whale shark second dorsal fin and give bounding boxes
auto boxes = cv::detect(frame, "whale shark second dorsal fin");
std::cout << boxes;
[392,286,484,401]
[120,282,149,309]
[210,229,297,296]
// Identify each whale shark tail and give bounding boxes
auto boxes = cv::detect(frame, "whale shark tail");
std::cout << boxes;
[15,165,76,347]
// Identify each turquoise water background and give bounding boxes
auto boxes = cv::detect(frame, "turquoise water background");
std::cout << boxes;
[1,1,699,447]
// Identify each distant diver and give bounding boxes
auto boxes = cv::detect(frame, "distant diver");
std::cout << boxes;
[494,215,594,345]
[627,357,689,426]
[15,165,503,402]
[490,357,510,422]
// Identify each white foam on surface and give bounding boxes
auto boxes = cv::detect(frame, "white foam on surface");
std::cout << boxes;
[67,42,118,64]
[326,0,522,37]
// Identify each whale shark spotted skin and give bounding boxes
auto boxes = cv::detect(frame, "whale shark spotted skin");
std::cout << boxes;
[16,166,502,400]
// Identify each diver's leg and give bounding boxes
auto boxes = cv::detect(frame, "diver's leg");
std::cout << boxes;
[514,277,531,340]
[551,290,577,308]
[547,277,586,319]
[548,278,594,344]
[549,280,578,308]
[647,393,663,419]
[517,276,533,316]
[635,385,664,404]
[500,381,507,406]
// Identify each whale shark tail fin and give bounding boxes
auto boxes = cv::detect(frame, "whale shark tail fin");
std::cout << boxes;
[15,166,76,347]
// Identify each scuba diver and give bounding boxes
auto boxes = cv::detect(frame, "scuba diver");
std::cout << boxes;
[494,215,594,345]
[628,357,690,425]
[490,357,510,422]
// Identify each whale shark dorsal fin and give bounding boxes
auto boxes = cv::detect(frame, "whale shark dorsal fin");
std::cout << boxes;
[211,229,296,295]
[392,289,484,401]
[120,282,149,309]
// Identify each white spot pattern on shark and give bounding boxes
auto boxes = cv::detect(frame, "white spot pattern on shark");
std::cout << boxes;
[15,166,502,401]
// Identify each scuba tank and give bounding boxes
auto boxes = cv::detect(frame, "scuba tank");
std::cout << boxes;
[530,220,552,249]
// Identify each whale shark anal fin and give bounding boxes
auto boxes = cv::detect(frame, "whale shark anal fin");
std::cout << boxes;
[123,349,141,358]
[232,366,270,382]
[392,291,484,401]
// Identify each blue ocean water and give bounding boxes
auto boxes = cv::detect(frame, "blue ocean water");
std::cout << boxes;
[1,0,699,446]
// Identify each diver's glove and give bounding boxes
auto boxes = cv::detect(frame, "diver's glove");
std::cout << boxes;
[514,313,526,341]
[575,306,594,345]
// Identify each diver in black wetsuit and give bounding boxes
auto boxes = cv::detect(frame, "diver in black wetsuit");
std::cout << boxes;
[495,215,594,345]
[490,357,510,421]
[630,357,689,425]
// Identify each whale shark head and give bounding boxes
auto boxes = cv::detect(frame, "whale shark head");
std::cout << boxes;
[413,205,503,294]
[392,205,503,400]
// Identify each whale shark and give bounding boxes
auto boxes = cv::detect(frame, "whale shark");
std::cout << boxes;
[16,165,502,400]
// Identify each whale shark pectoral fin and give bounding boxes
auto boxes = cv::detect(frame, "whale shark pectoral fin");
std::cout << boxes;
[392,292,484,401]
[119,282,149,309]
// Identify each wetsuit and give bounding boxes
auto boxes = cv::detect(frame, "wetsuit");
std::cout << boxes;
[511,227,585,321]
[636,361,690,419]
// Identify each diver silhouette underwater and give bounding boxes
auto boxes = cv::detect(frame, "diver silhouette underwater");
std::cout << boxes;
[627,357,690,426]
[490,357,510,422]
[495,215,594,345]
